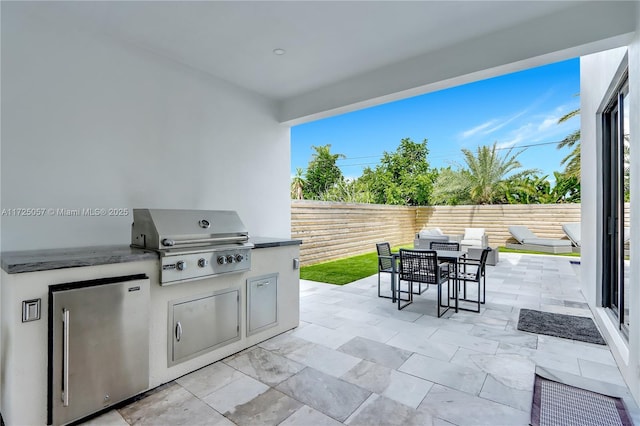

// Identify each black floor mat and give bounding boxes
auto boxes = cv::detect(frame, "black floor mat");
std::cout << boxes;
[517,308,606,345]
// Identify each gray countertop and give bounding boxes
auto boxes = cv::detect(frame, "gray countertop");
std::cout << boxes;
[0,245,158,274]
[1,237,301,274]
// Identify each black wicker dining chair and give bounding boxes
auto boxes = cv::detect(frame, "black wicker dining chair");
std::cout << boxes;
[430,241,461,299]
[376,242,395,299]
[430,241,460,269]
[449,247,491,313]
[429,241,460,251]
[398,249,451,317]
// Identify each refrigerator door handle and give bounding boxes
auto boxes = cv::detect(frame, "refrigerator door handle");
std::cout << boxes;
[175,321,182,342]
[62,308,70,407]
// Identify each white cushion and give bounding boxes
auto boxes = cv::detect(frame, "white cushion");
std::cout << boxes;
[509,226,537,243]
[419,228,443,238]
[562,223,581,246]
[463,228,485,241]
[460,239,482,247]
[523,238,572,247]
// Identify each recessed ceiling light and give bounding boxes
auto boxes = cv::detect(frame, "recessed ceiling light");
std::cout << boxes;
[273,48,286,56]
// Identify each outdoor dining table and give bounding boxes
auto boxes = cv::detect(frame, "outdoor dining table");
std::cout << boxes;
[389,249,466,313]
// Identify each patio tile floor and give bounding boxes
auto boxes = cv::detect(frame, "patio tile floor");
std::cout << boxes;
[84,253,640,426]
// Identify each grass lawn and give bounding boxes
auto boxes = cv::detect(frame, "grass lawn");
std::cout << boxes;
[301,244,580,285]
[300,244,411,285]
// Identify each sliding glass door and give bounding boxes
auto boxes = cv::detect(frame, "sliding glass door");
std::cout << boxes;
[602,74,631,336]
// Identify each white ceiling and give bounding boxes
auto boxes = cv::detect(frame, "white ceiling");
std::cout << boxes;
[23,1,586,99]
[13,1,638,123]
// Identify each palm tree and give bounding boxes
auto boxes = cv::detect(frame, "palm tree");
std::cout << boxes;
[290,168,305,200]
[557,108,580,178]
[432,142,537,205]
[461,142,537,204]
[503,174,551,204]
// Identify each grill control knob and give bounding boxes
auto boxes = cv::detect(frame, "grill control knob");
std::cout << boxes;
[226,255,235,264]
[217,256,227,265]
[235,254,244,262]
[176,260,186,271]
[198,258,209,268]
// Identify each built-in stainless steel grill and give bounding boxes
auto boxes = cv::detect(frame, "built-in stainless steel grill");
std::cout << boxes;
[131,209,253,285]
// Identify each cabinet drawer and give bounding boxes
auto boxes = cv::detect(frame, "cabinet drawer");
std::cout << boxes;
[169,288,240,365]
[247,274,278,336]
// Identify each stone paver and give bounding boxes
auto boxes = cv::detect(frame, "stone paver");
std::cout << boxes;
[85,253,638,426]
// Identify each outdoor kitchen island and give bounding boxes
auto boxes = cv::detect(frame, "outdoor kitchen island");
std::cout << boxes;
[0,237,301,426]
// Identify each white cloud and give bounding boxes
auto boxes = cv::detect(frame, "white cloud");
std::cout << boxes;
[496,105,578,151]
[486,110,529,133]
[536,104,579,133]
[461,91,557,141]
[460,120,498,139]
[457,96,580,165]
[498,128,529,149]
[538,116,558,132]
[459,109,530,140]
[496,140,519,150]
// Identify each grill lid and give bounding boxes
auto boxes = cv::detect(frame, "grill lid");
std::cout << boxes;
[131,209,251,251]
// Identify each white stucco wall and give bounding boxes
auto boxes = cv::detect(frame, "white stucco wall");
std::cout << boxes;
[581,3,640,401]
[0,6,291,251]
[580,47,627,306]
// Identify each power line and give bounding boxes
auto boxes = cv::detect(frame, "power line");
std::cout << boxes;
[494,140,564,150]
[339,162,383,168]
[333,139,567,167]
[336,155,383,161]
[295,139,571,170]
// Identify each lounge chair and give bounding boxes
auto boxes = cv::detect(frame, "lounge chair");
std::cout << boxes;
[562,223,581,253]
[563,222,630,254]
[562,223,581,246]
[507,225,573,254]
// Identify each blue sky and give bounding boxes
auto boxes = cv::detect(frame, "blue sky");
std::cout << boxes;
[291,58,580,181]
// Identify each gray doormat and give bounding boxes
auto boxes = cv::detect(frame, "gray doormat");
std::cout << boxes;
[517,308,606,345]
[531,375,632,426]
